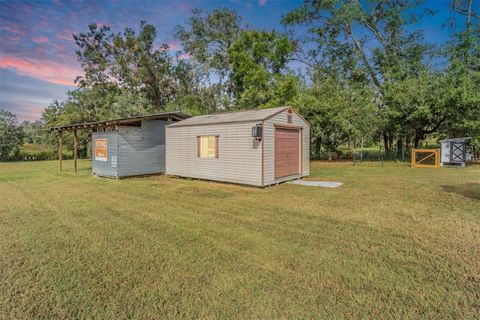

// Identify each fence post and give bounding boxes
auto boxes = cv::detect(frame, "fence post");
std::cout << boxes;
[73,130,78,174]
[436,148,440,168]
[411,149,415,167]
[58,131,63,171]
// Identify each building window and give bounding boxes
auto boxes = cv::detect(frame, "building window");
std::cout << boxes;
[287,115,292,124]
[197,136,219,158]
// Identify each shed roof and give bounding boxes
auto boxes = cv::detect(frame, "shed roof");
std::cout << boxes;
[50,112,190,132]
[167,106,290,127]
[440,137,471,143]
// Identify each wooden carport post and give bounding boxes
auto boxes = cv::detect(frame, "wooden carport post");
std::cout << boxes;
[73,129,78,174]
[58,130,63,171]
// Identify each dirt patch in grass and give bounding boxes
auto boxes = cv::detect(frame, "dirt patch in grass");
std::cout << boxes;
[177,186,234,199]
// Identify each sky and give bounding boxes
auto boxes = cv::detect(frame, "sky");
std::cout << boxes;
[0,0,460,122]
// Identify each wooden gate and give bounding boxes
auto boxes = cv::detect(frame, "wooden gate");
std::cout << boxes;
[411,149,440,168]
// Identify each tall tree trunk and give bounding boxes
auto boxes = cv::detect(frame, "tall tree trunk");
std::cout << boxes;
[388,134,394,159]
[360,136,364,161]
[314,139,322,160]
[383,131,389,154]
[397,138,403,158]
[414,130,424,148]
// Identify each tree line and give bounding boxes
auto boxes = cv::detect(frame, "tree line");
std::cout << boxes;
[1,0,479,161]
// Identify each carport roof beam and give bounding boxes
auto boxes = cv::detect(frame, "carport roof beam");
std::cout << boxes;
[49,112,190,132]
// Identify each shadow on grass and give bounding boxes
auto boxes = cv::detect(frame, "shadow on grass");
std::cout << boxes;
[442,183,480,201]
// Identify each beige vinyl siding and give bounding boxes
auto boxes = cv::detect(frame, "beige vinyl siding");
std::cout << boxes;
[263,109,310,185]
[166,121,262,186]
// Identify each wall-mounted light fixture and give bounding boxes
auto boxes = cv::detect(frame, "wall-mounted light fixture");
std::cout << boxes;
[251,123,262,140]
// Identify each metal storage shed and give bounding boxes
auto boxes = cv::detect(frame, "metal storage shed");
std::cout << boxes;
[50,112,189,178]
[165,106,310,186]
[440,137,472,167]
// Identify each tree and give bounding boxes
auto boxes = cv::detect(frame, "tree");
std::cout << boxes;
[175,8,241,83]
[228,30,295,109]
[37,3,479,161]
[166,57,220,115]
[282,0,435,152]
[443,0,480,145]
[74,22,177,112]
[175,8,242,109]
[0,110,24,161]
[293,76,376,159]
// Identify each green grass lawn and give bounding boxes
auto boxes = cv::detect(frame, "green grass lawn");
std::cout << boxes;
[1,160,479,319]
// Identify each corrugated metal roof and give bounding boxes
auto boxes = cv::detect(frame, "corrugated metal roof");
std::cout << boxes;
[167,107,288,127]
[50,112,190,131]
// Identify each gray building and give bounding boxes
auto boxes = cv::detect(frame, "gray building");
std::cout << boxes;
[165,106,310,186]
[50,112,189,178]
[91,113,189,178]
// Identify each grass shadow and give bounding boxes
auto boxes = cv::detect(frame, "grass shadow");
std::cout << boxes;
[442,183,480,201]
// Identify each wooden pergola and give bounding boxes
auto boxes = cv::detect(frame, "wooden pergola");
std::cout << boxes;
[49,112,189,173]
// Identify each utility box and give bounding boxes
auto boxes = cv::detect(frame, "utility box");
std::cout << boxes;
[440,137,472,167]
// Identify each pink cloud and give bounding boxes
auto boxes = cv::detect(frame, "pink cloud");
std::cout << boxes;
[171,2,193,13]
[9,103,44,122]
[258,0,267,6]
[167,41,182,51]
[177,53,191,60]
[0,55,80,86]
[94,22,107,28]
[2,23,26,36]
[32,36,50,44]
[39,18,49,29]
[54,43,69,51]
[56,29,75,41]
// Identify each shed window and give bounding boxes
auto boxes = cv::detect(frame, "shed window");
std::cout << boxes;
[198,136,219,158]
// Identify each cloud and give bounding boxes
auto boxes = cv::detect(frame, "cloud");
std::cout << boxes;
[0,68,71,122]
[0,55,80,86]
[177,53,191,60]
[1,22,27,36]
[258,0,267,6]
[56,29,75,41]
[3,102,44,122]
[32,36,50,44]
[167,41,182,51]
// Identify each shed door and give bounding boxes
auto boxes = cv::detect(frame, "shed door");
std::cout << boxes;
[451,142,465,163]
[275,128,300,179]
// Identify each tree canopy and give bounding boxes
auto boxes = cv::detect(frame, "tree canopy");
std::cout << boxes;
[13,1,479,161]
[0,109,24,160]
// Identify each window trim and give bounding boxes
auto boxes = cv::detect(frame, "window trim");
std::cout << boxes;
[197,135,219,158]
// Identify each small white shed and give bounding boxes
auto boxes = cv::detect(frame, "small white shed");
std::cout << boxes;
[440,137,472,167]
[165,106,310,186]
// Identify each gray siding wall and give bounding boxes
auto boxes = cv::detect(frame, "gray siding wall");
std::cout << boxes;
[92,131,118,178]
[117,120,167,177]
[263,109,310,185]
[166,121,262,186]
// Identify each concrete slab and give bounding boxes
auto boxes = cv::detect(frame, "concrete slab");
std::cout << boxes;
[288,180,343,188]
